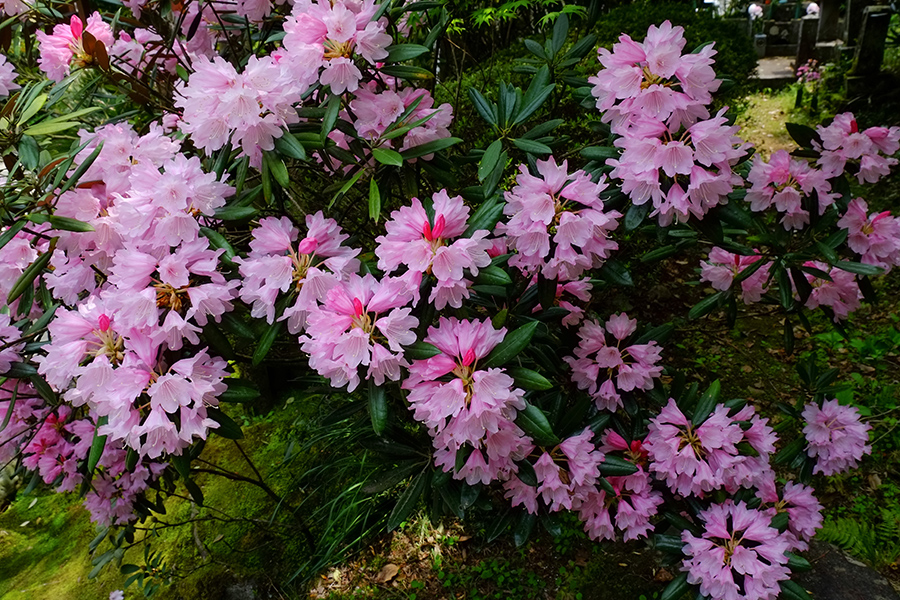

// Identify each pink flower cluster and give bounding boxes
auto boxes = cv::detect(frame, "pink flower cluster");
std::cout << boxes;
[758,481,823,551]
[564,314,662,412]
[280,0,391,95]
[745,149,837,230]
[235,213,359,333]
[504,429,604,513]
[814,113,900,183]
[577,431,662,541]
[682,501,792,600]
[700,247,770,303]
[300,274,417,391]
[403,318,529,484]
[837,198,900,271]
[589,21,720,134]
[27,122,236,460]
[376,190,492,309]
[609,109,748,225]
[644,400,777,497]
[498,157,620,281]
[0,53,18,96]
[37,13,114,82]
[176,55,316,168]
[19,406,166,526]
[802,399,871,475]
[801,261,862,320]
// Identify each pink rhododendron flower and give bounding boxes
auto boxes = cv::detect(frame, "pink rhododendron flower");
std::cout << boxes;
[0,54,19,96]
[758,481,823,551]
[36,12,114,82]
[404,318,529,482]
[682,501,792,600]
[176,55,314,167]
[700,247,771,303]
[644,400,746,497]
[236,213,359,333]
[498,156,620,281]
[837,198,900,270]
[814,113,900,183]
[608,110,748,225]
[376,190,491,309]
[564,314,662,411]
[801,261,862,320]
[300,274,417,391]
[745,149,837,230]
[589,21,720,133]
[802,398,871,475]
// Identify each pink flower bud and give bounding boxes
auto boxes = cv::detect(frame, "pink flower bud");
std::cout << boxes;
[461,348,476,366]
[422,220,433,241]
[297,237,318,254]
[432,215,446,240]
[98,314,111,332]
[70,15,84,38]
[352,297,364,317]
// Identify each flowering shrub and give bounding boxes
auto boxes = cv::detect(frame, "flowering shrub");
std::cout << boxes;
[0,5,892,599]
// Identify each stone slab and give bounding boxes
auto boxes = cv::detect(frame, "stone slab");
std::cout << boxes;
[793,540,900,600]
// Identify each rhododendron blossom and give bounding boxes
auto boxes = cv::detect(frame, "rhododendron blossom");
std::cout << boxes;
[498,156,620,280]
[376,190,491,309]
[404,318,529,483]
[301,274,417,391]
[589,21,720,133]
[801,261,862,320]
[745,149,837,230]
[0,54,19,96]
[758,481,823,551]
[837,198,900,270]
[814,113,900,183]
[236,213,359,332]
[682,501,792,600]
[700,247,771,303]
[802,399,871,475]
[565,314,663,411]
[37,12,114,82]
[644,400,747,497]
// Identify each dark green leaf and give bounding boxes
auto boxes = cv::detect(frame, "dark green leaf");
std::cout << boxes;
[689,291,724,320]
[833,261,883,276]
[400,137,462,160]
[785,122,820,149]
[511,138,552,155]
[599,456,639,477]
[207,407,243,439]
[385,44,429,62]
[467,88,497,126]
[274,132,307,160]
[581,146,619,162]
[480,321,539,369]
[369,178,381,221]
[659,573,690,600]
[515,402,559,446]
[47,215,94,232]
[692,380,721,426]
[404,342,441,360]
[379,65,434,81]
[786,552,812,571]
[372,147,403,166]
[87,416,107,473]
[7,244,54,304]
[368,380,388,435]
[219,379,260,403]
[388,469,428,530]
[478,139,503,181]
[506,367,553,391]
[252,321,282,366]
[513,512,536,547]
[473,265,512,286]
[598,259,632,286]
[779,581,813,600]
